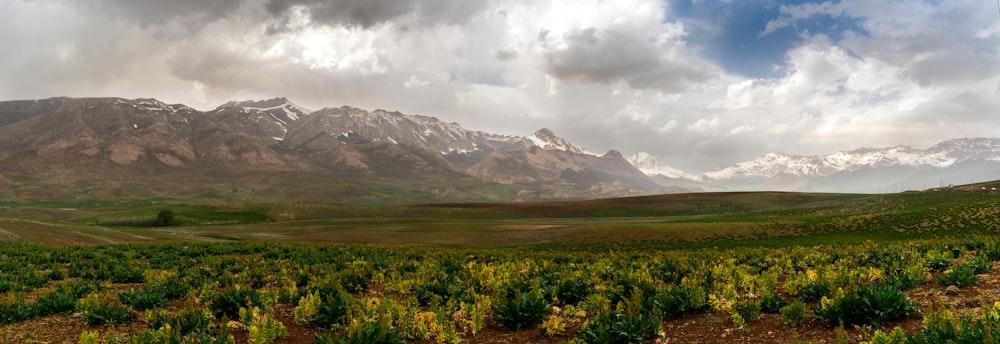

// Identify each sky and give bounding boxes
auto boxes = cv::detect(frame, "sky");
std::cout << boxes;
[2,0,1000,173]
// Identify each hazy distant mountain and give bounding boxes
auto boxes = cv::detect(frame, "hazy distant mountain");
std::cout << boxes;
[699,138,1000,192]
[0,96,670,201]
[626,152,693,179]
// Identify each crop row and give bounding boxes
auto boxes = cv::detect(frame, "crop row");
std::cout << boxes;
[2,236,1000,343]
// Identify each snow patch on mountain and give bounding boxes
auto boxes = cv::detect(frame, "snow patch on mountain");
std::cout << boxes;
[627,152,695,179]
[528,128,595,155]
[217,97,311,140]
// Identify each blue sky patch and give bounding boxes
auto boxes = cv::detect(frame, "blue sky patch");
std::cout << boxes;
[668,0,867,78]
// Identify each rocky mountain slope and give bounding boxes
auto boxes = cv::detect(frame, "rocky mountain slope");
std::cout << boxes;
[0,97,668,201]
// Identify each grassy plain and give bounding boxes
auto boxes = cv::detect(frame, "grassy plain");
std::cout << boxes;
[0,185,998,247]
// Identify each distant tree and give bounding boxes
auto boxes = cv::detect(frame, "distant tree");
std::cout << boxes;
[156,210,175,226]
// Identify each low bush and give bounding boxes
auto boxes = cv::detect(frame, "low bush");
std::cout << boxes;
[313,322,405,344]
[937,264,979,287]
[906,308,986,343]
[209,286,264,319]
[119,287,170,311]
[733,300,761,323]
[800,280,831,302]
[760,292,787,314]
[578,312,662,344]
[35,289,77,316]
[149,308,214,336]
[306,285,357,329]
[781,300,806,328]
[650,286,700,319]
[492,290,550,331]
[83,303,134,325]
[0,301,36,324]
[556,279,592,306]
[813,283,917,327]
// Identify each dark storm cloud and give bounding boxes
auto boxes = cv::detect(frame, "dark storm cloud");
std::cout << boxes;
[543,27,713,92]
[263,0,488,28]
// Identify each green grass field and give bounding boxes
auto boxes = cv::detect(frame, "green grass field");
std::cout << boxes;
[0,184,997,248]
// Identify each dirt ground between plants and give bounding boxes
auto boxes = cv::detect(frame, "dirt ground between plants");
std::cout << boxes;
[3,268,1000,344]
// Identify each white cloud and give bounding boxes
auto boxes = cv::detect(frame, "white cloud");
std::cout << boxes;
[1,0,1000,172]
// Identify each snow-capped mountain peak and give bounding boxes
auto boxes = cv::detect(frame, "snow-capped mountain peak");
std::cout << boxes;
[703,138,1000,182]
[626,152,694,179]
[217,97,311,124]
[215,97,312,141]
[528,128,595,155]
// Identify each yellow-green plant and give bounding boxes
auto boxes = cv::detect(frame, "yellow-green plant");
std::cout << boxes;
[78,330,99,344]
[293,291,321,324]
[238,307,287,344]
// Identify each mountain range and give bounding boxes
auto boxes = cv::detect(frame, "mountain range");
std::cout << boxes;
[0,96,997,202]
[0,97,675,202]
[629,138,1000,193]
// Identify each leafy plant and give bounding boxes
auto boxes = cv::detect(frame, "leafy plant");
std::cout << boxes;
[907,308,984,343]
[780,300,806,328]
[556,279,592,306]
[83,303,134,325]
[760,292,787,314]
[925,256,952,271]
[0,301,36,324]
[936,264,979,287]
[578,312,663,344]
[307,285,357,329]
[650,286,700,319]
[967,255,992,274]
[313,321,405,344]
[733,300,761,323]
[119,287,170,311]
[492,291,550,331]
[799,280,831,302]
[208,286,263,319]
[35,289,78,316]
[812,283,917,327]
[148,308,214,336]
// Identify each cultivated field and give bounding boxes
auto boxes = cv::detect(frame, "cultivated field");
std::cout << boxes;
[1,184,1000,343]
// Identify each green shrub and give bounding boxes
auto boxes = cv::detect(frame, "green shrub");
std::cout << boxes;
[35,289,77,316]
[760,292,787,314]
[968,255,992,274]
[884,266,925,290]
[313,322,406,344]
[799,280,831,302]
[556,279,592,306]
[209,286,264,319]
[812,283,917,327]
[733,300,761,323]
[119,287,170,311]
[415,277,471,307]
[907,308,985,344]
[578,312,662,344]
[83,303,134,325]
[937,264,979,287]
[492,291,550,331]
[110,266,145,283]
[0,301,36,324]
[650,286,701,319]
[149,308,214,335]
[308,285,357,329]
[925,256,952,271]
[339,268,371,293]
[781,300,806,328]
